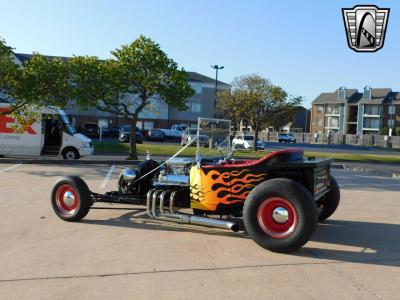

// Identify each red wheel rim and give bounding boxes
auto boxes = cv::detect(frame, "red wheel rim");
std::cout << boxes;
[55,184,79,215]
[257,197,298,238]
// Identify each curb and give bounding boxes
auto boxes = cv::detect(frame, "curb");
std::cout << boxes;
[0,159,141,165]
[340,163,400,179]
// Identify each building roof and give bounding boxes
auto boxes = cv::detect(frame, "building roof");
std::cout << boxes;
[186,72,230,86]
[358,88,391,104]
[388,92,400,104]
[312,88,393,105]
[312,89,358,104]
[14,53,70,63]
[14,53,230,86]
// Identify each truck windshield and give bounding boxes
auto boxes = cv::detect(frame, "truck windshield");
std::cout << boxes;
[59,113,77,135]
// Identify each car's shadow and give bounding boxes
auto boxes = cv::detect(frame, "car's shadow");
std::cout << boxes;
[83,207,400,267]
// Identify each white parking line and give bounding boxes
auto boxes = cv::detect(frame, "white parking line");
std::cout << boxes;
[100,164,116,189]
[0,164,22,173]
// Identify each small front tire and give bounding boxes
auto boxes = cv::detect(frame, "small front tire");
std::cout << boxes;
[51,176,91,221]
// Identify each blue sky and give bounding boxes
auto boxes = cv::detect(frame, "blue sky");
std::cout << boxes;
[0,0,398,107]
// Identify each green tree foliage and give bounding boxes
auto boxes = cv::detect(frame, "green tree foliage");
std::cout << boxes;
[217,74,302,150]
[380,127,389,135]
[0,38,70,119]
[71,35,194,159]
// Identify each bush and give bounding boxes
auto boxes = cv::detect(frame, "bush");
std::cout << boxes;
[380,127,389,135]
[396,127,400,137]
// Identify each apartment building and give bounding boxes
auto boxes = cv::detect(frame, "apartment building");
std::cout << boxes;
[311,87,400,135]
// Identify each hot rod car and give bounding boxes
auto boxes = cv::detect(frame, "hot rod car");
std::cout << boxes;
[51,118,340,253]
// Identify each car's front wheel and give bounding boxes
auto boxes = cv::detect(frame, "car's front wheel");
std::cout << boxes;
[62,148,80,160]
[51,176,92,221]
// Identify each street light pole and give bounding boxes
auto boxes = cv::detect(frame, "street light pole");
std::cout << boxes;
[211,64,224,117]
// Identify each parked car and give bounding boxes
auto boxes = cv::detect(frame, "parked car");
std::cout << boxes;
[181,128,209,146]
[119,126,143,143]
[111,125,122,137]
[160,124,187,139]
[81,122,99,138]
[278,133,297,143]
[232,135,265,150]
[146,128,165,141]
[99,126,112,137]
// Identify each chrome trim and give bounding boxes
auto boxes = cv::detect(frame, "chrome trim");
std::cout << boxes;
[63,191,75,207]
[272,207,289,223]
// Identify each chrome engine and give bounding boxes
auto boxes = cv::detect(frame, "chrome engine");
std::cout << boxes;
[154,157,193,187]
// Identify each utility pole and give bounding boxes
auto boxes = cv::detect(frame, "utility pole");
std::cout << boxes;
[211,65,224,117]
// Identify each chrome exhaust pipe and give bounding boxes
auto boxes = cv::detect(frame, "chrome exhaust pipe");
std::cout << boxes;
[146,189,239,232]
[189,215,240,232]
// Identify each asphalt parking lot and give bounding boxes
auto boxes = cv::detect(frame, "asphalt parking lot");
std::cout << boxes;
[0,163,399,299]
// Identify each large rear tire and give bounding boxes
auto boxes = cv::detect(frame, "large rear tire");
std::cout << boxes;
[51,176,91,221]
[243,178,318,253]
[317,176,340,222]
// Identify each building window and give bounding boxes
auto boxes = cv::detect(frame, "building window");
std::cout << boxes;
[316,105,324,113]
[190,103,201,113]
[98,119,109,129]
[364,118,379,129]
[388,105,395,115]
[325,116,339,127]
[191,85,202,94]
[317,118,323,126]
[388,119,395,128]
[364,105,379,115]
[144,121,154,130]
[326,105,339,114]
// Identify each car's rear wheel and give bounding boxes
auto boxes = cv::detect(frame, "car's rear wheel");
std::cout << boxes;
[317,176,340,222]
[243,178,318,253]
[51,176,92,221]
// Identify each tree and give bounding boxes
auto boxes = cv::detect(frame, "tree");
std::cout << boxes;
[0,38,21,114]
[71,35,194,159]
[217,74,302,150]
[0,38,71,118]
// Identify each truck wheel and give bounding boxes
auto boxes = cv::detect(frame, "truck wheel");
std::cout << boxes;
[62,148,80,160]
[51,176,91,221]
[243,178,318,253]
[317,176,340,222]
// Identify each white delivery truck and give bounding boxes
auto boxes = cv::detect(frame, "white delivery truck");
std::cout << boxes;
[0,104,93,159]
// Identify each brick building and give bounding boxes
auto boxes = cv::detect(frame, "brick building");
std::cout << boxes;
[311,87,400,135]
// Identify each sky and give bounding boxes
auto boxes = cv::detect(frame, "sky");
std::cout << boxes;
[0,0,399,108]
